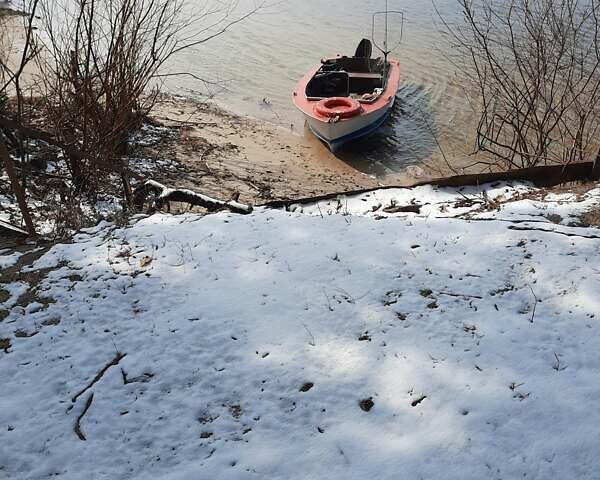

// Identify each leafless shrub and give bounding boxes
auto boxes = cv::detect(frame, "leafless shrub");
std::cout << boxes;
[0,1,41,236]
[0,0,263,235]
[441,0,600,171]
[34,0,264,204]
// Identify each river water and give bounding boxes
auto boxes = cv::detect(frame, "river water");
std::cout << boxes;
[167,0,476,180]
[4,0,475,180]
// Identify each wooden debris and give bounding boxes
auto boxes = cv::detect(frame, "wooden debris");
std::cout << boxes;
[0,219,28,237]
[382,203,422,214]
[133,180,253,215]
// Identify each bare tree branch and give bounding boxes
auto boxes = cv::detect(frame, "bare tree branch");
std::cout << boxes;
[440,0,600,172]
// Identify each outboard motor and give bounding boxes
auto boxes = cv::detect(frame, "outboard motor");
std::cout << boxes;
[354,38,373,59]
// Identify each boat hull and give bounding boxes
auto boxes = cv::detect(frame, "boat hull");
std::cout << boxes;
[305,95,395,151]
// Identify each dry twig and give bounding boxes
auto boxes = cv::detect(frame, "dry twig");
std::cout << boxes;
[71,352,127,403]
[74,393,94,441]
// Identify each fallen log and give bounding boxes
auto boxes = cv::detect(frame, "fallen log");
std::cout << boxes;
[133,180,253,215]
[0,219,29,237]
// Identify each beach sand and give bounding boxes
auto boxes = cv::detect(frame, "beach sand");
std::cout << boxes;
[147,95,386,204]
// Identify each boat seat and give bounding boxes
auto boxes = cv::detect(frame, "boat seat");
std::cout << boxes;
[347,73,383,79]
[306,71,349,98]
[348,72,383,94]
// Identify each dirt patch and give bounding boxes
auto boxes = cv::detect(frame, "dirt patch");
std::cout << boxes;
[580,207,600,228]
[0,337,11,353]
[10,261,63,311]
[507,181,599,204]
[443,181,600,221]
[14,329,37,338]
[41,317,60,326]
[228,405,242,419]
[540,181,600,198]
[359,398,374,412]
[0,242,59,312]
[0,288,9,303]
[198,414,218,424]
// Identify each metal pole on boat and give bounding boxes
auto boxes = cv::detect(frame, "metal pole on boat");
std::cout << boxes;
[372,0,403,81]
[384,0,389,81]
[384,0,388,58]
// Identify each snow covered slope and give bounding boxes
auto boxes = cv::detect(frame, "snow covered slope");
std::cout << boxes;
[1,183,600,479]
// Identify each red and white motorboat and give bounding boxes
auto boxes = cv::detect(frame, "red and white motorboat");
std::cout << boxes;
[293,38,401,151]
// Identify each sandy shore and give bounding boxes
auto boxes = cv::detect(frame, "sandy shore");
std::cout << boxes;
[147,96,386,205]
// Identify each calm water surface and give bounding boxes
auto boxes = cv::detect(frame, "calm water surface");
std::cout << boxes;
[166,1,473,179]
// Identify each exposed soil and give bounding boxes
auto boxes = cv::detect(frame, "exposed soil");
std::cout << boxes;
[0,242,56,317]
[145,95,380,205]
[0,337,11,352]
[580,207,600,228]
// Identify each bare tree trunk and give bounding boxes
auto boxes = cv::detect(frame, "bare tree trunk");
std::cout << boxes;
[0,136,36,236]
[592,149,600,181]
[121,169,133,209]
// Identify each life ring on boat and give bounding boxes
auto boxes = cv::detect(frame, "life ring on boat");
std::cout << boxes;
[315,97,362,119]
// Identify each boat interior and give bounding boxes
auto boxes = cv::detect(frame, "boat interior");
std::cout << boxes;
[305,39,389,102]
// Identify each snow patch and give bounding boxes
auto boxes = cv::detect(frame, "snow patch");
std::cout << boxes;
[1,182,600,479]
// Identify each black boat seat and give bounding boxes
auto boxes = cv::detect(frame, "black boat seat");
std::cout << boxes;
[306,71,349,98]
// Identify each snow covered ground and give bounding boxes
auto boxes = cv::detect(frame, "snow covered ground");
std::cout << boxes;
[0,249,23,269]
[1,182,600,479]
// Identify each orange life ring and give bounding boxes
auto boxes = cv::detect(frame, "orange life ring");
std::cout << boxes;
[315,97,362,119]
